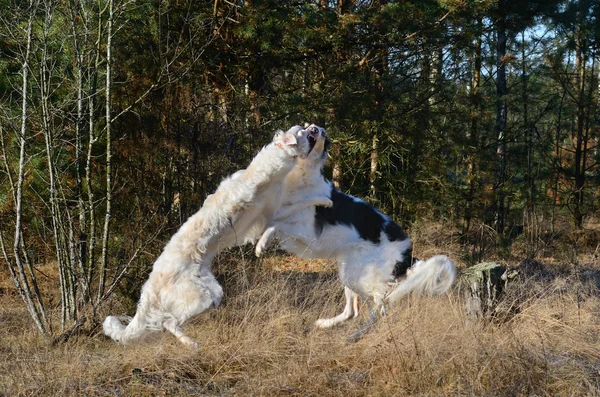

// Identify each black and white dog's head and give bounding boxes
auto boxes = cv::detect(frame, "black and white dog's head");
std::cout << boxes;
[299,123,331,167]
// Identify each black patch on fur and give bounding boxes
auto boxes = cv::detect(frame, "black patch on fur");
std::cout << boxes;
[384,220,409,242]
[315,185,409,245]
[392,250,416,279]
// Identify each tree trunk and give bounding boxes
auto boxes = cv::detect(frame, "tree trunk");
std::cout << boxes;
[494,2,508,241]
[13,0,48,335]
[465,16,482,234]
[331,141,343,190]
[98,0,114,303]
[41,2,77,326]
[85,12,103,292]
[521,30,537,258]
[69,0,91,304]
[460,262,507,319]
[573,0,586,229]
[369,132,379,200]
[552,86,567,235]
[337,0,354,14]
[369,0,388,202]
[0,126,48,333]
[522,30,532,209]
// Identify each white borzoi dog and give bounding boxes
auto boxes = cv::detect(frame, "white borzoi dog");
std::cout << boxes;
[103,126,332,347]
[256,125,456,340]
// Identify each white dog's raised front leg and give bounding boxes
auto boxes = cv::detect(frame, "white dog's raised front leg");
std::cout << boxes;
[255,226,277,257]
[315,286,359,328]
[274,196,332,220]
[256,196,332,257]
[163,318,198,349]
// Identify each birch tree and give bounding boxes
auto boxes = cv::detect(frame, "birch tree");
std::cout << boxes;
[98,0,114,303]
[0,0,49,335]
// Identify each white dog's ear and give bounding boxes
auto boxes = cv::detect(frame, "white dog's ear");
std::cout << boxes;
[283,133,297,146]
[273,129,298,146]
[304,122,310,128]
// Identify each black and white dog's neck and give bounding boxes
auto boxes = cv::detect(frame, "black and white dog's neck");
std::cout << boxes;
[314,182,408,243]
[314,182,413,278]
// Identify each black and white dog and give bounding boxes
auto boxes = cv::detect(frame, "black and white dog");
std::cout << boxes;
[256,125,456,338]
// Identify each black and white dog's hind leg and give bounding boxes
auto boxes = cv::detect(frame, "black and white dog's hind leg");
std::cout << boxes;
[346,298,380,343]
[314,285,386,342]
[315,286,359,329]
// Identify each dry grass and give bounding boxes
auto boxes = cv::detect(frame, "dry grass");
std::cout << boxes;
[1,229,600,396]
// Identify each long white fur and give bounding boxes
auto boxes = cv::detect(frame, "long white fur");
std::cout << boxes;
[256,124,456,336]
[103,126,332,347]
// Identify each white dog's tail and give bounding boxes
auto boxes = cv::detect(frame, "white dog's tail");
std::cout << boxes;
[386,255,457,305]
[103,292,153,344]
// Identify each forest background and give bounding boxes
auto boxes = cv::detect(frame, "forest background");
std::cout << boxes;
[0,0,599,342]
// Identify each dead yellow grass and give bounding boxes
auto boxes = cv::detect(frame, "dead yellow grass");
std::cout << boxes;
[2,216,600,396]
[1,252,599,396]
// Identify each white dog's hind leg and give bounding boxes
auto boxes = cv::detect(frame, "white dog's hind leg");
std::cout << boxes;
[315,286,359,328]
[163,318,198,349]
[159,269,221,348]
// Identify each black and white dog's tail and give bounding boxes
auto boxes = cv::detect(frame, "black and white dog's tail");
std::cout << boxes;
[386,255,456,304]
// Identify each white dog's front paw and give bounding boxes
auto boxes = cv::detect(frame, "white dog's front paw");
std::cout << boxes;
[179,336,199,349]
[319,197,333,208]
[315,318,334,329]
[255,241,266,257]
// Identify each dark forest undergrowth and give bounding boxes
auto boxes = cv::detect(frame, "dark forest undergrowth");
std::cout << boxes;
[1,219,599,396]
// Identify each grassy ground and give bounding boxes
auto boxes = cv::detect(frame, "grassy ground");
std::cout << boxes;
[1,223,600,396]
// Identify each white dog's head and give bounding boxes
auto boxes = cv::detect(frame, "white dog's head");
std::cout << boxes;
[273,125,313,159]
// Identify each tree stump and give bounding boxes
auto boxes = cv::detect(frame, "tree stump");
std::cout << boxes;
[459,262,508,319]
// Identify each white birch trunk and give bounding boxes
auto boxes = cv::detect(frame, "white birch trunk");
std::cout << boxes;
[98,0,114,302]
[13,0,48,335]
